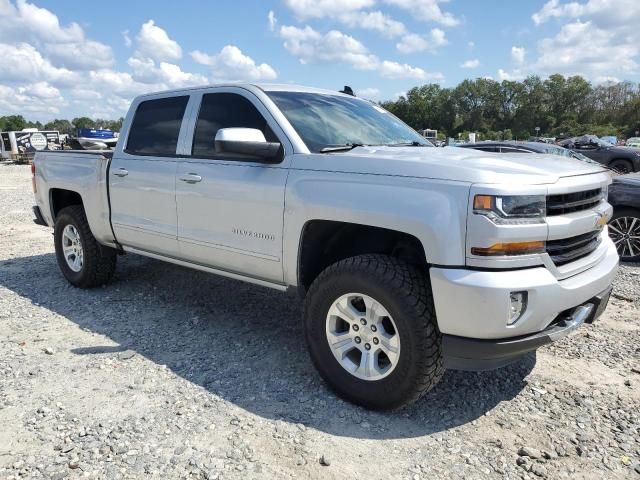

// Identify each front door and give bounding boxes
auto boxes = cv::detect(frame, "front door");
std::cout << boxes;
[109,95,190,257]
[175,90,290,283]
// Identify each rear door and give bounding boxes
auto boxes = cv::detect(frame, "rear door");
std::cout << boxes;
[174,88,291,283]
[109,95,190,257]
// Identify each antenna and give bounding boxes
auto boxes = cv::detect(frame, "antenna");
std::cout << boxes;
[339,86,355,96]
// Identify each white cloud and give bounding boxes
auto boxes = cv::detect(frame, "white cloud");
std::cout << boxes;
[191,45,277,81]
[0,81,65,116]
[279,25,378,70]
[45,39,114,70]
[396,28,447,54]
[135,20,182,62]
[279,24,435,79]
[88,70,155,97]
[379,61,428,80]
[0,42,80,86]
[338,10,406,37]
[0,0,114,71]
[283,0,410,38]
[460,59,480,68]
[533,20,638,78]
[268,10,277,31]
[531,0,640,25]
[468,41,475,48]
[284,0,374,19]
[357,87,381,98]
[511,46,525,65]
[384,0,460,26]
[529,0,639,80]
[122,30,132,47]
[497,68,524,81]
[128,56,207,87]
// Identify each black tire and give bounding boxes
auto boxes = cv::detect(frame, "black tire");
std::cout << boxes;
[609,207,640,262]
[609,159,633,174]
[54,205,117,288]
[303,254,444,410]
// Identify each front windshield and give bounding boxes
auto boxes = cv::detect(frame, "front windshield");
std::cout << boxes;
[267,91,431,152]
[539,144,572,157]
[583,135,611,147]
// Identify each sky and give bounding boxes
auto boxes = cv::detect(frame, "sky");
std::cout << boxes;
[1,0,639,122]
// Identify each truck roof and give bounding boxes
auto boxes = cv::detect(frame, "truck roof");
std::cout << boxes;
[135,83,357,99]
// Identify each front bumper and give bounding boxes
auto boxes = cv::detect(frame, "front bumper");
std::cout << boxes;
[429,236,618,369]
[442,287,611,370]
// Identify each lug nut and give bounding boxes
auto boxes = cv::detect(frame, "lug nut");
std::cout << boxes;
[360,318,367,326]
[364,343,371,350]
[354,336,361,344]
[373,338,379,345]
[370,325,377,332]
[352,324,359,332]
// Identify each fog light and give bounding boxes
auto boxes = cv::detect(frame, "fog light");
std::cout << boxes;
[509,291,527,325]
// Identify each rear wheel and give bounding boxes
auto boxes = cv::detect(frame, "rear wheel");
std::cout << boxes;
[609,159,633,174]
[54,205,117,287]
[303,254,444,410]
[609,207,640,262]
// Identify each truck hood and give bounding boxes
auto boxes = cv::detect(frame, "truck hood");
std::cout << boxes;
[295,146,606,184]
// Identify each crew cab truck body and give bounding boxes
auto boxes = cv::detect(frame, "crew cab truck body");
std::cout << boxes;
[33,84,618,409]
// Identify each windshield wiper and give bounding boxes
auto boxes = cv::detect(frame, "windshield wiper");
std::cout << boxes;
[319,143,365,153]
[386,141,428,147]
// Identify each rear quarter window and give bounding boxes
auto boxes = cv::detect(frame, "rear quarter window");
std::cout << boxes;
[126,96,189,155]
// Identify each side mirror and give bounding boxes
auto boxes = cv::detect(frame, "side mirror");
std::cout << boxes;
[215,128,281,162]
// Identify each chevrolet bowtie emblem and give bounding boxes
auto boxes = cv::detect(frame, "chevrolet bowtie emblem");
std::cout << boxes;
[595,212,608,228]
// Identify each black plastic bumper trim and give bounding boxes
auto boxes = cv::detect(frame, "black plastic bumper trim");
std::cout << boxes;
[442,287,612,371]
[32,206,47,226]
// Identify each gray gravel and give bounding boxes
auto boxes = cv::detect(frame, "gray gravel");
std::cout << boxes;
[1,163,639,479]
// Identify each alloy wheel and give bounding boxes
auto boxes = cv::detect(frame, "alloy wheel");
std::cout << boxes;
[325,293,400,381]
[62,224,84,272]
[609,216,640,259]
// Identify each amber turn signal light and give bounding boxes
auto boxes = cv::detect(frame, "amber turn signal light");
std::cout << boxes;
[473,195,493,210]
[471,241,545,256]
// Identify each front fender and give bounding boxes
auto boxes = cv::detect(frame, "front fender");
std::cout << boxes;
[282,169,471,286]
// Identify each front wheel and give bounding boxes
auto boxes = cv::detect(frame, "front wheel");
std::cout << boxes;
[303,254,444,410]
[609,207,640,262]
[609,159,633,174]
[54,205,117,288]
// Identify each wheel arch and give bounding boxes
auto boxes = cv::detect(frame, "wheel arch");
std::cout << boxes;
[297,220,429,295]
[49,188,84,220]
[608,157,639,172]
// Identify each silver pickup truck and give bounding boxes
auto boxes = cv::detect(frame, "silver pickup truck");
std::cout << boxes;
[32,84,618,409]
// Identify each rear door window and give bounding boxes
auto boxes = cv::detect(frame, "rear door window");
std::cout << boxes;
[126,96,189,155]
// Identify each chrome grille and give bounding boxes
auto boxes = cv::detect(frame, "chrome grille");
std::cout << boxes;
[546,188,603,216]
[546,230,601,265]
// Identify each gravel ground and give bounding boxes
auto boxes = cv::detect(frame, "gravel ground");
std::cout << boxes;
[1,163,639,480]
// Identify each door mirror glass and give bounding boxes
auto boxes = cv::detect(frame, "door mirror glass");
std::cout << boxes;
[215,128,281,162]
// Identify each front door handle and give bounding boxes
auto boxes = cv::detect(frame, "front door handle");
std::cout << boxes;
[179,173,202,184]
[113,168,128,177]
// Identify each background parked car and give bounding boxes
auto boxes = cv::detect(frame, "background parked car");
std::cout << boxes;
[626,137,640,148]
[558,135,640,173]
[457,140,600,165]
[608,173,640,262]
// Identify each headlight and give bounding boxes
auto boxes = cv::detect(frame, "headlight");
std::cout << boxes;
[602,184,608,201]
[473,194,546,225]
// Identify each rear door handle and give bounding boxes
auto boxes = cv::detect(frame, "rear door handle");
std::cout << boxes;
[179,173,202,184]
[113,168,128,177]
